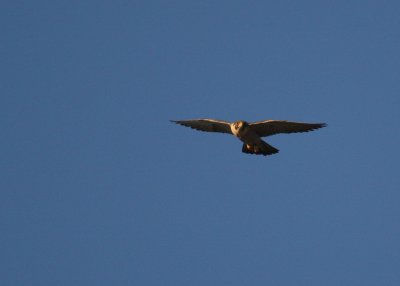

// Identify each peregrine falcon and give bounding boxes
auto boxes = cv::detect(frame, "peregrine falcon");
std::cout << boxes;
[171,118,326,156]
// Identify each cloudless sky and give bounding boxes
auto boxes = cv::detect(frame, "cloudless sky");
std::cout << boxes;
[1,1,400,285]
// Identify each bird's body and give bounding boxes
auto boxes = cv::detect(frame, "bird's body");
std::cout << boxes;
[229,120,278,155]
[171,118,326,156]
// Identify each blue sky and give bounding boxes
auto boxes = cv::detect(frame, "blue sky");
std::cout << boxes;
[1,1,400,285]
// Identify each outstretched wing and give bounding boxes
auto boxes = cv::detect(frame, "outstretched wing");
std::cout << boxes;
[250,120,326,137]
[171,119,232,134]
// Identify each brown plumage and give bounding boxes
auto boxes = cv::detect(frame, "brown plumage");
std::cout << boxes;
[171,119,326,156]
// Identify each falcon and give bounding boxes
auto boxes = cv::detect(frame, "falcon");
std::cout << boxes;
[171,118,326,156]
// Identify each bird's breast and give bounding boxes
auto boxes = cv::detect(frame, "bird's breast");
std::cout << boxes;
[231,125,251,140]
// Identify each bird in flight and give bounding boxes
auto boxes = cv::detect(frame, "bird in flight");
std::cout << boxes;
[171,118,326,156]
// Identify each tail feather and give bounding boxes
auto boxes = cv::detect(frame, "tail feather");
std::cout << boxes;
[242,140,279,156]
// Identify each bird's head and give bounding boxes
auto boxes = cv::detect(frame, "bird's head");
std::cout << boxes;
[232,120,248,131]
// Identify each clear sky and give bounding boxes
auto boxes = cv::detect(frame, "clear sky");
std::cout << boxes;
[2,1,400,285]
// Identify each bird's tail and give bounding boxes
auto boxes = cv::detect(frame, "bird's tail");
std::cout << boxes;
[242,140,279,156]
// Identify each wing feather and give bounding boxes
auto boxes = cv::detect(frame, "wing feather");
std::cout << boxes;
[250,120,327,137]
[171,119,232,134]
